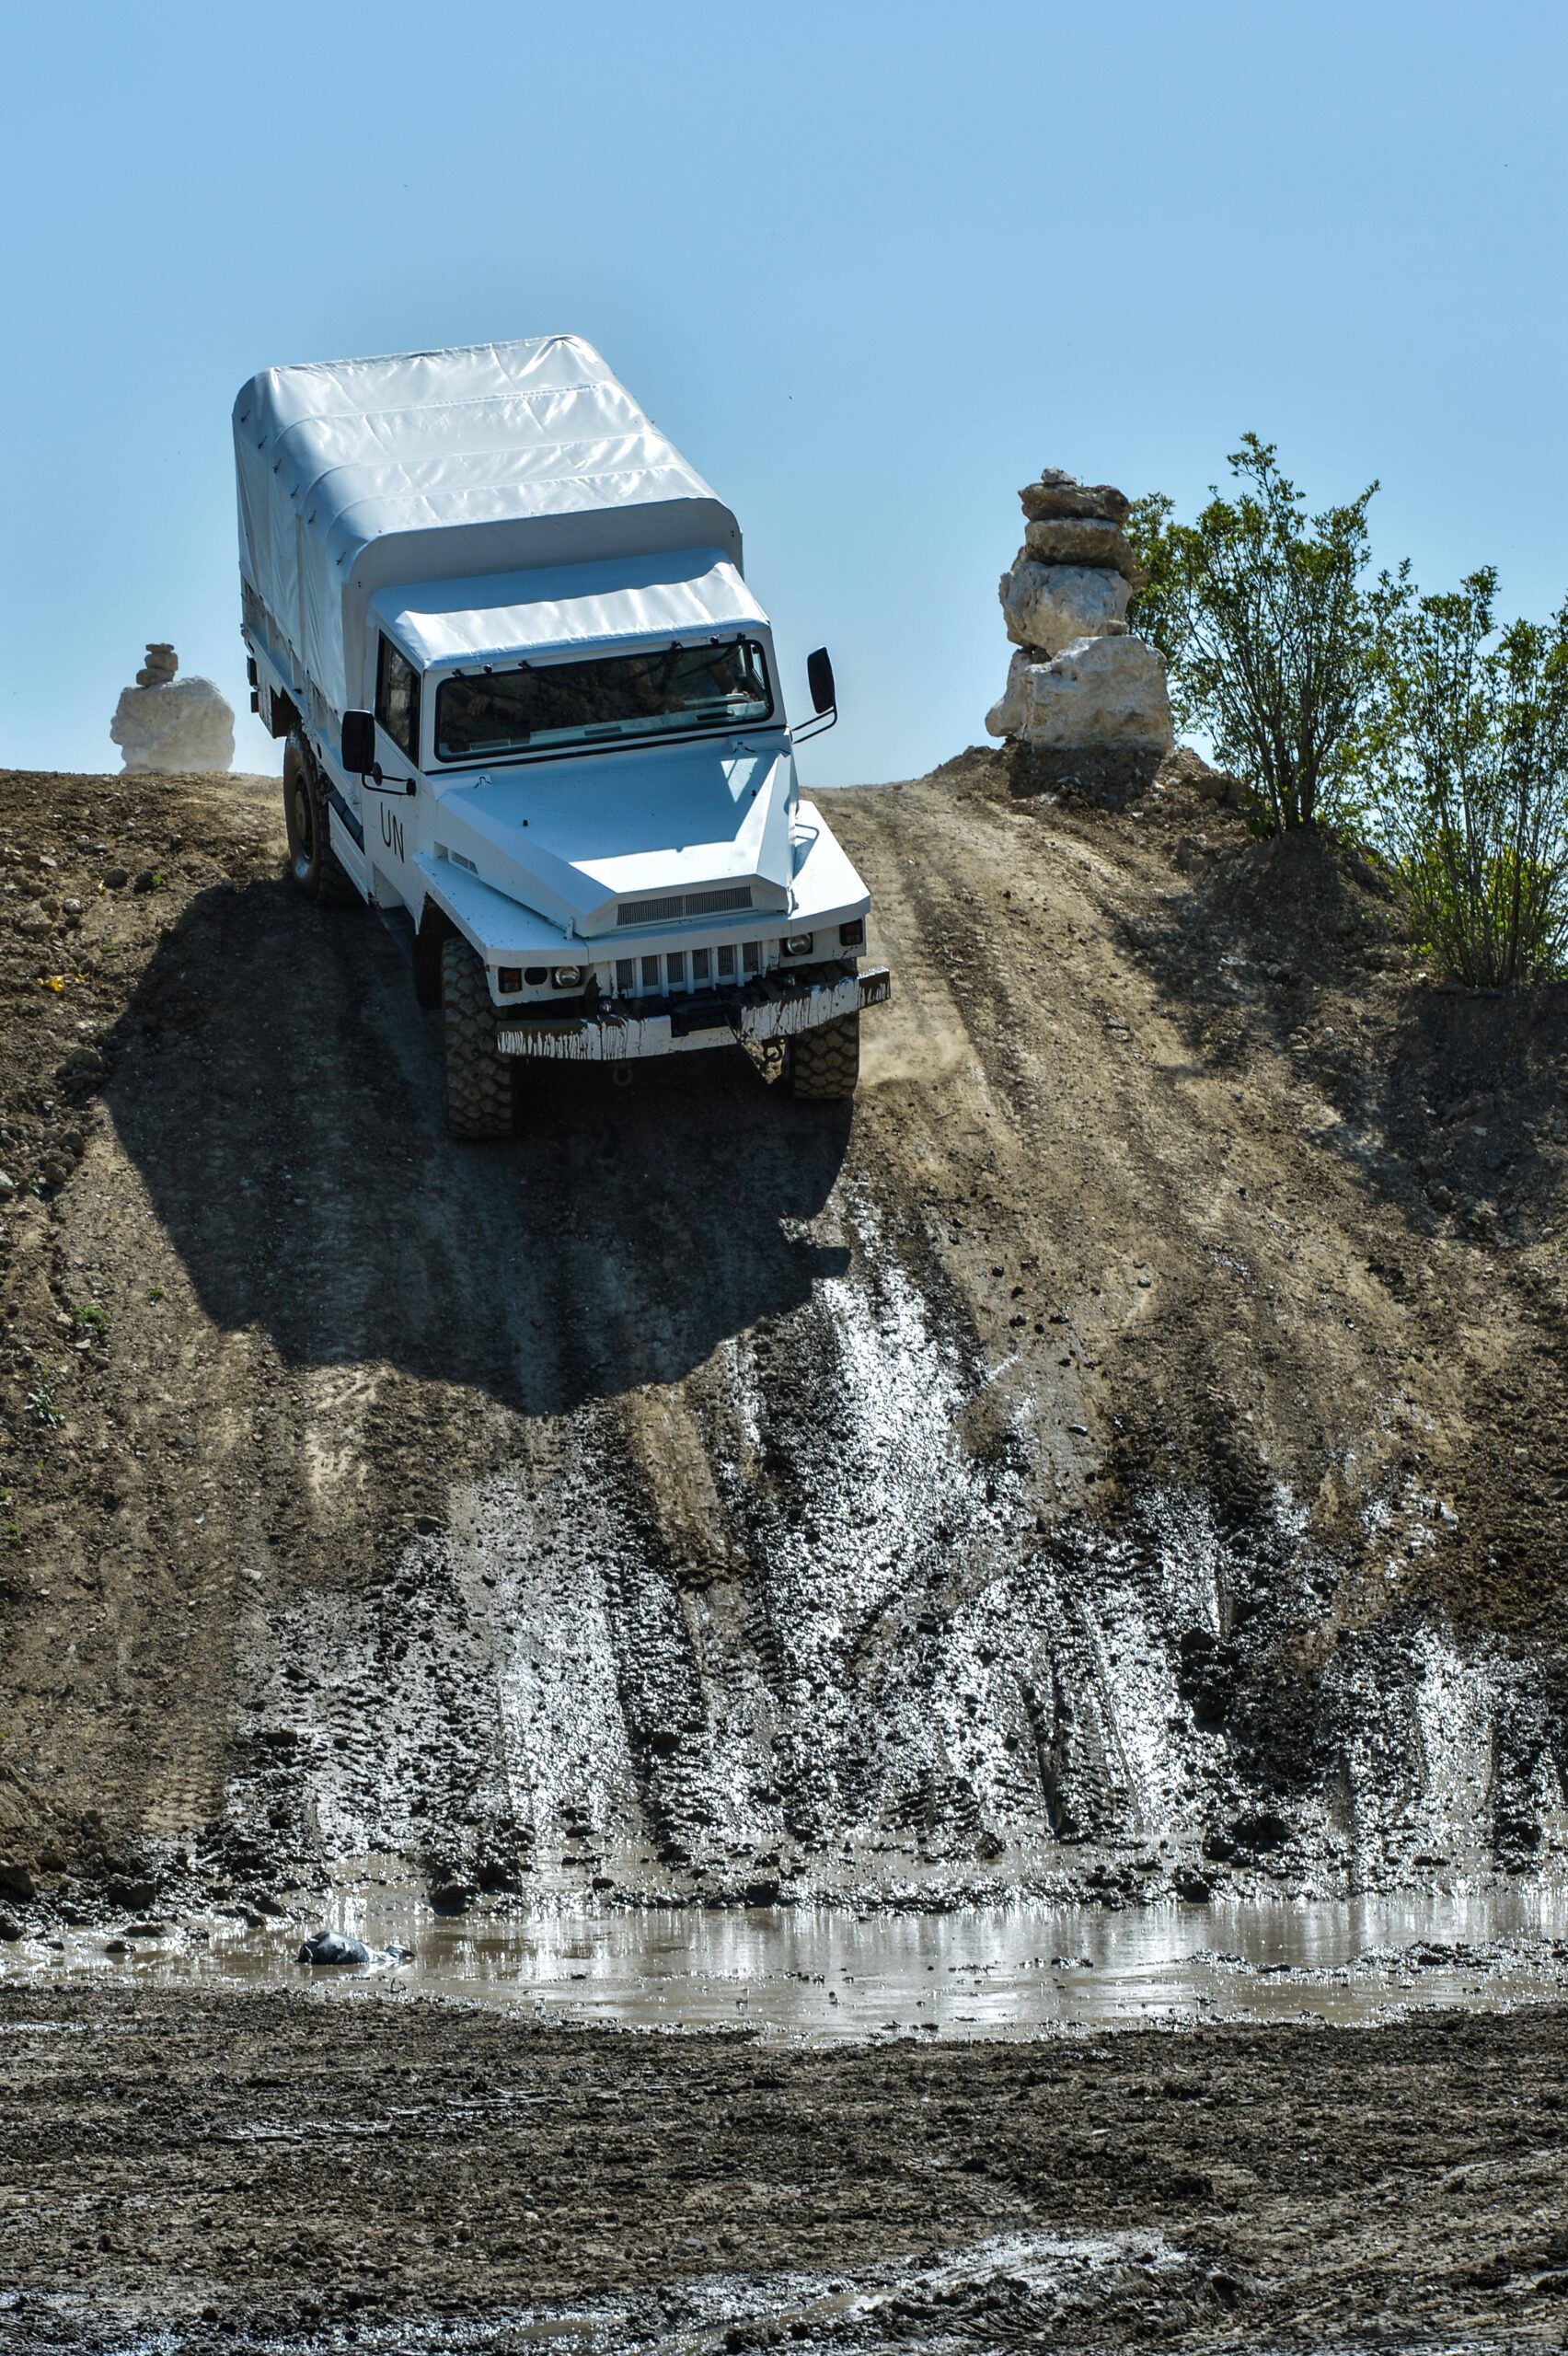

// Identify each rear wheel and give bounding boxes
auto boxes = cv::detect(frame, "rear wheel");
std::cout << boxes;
[784,1012,860,1100]
[282,735,353,904]
[441,937,514,1139]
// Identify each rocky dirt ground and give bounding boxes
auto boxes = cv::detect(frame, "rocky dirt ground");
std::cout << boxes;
[4,1981,1568,2351]
[1,753,1566,1925]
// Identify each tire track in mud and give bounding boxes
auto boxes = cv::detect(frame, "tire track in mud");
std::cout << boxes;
[12,1984,1568,2351]
[218,1151,1544,1907]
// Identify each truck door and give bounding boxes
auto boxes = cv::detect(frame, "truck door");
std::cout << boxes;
[371,633,421,899]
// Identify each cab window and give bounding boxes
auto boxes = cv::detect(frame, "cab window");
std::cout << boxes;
[434,638,773,762]
[375,636,421,762]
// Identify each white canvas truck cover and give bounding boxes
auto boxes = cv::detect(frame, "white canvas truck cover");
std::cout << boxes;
[369,548,767,672]
[233,335,743,721]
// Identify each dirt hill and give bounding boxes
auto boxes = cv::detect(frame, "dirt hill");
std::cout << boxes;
[1,754,1564,1926]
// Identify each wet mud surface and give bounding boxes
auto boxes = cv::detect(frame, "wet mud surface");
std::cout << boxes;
[13,1889,1568,2041]
[5,1982,1568,2351]
[1,756,1567,1922]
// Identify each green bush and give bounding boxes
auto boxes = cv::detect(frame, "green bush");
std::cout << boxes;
[1368,571,1568,986]
[1127,436,1397,834]
[1126,434,1568,985]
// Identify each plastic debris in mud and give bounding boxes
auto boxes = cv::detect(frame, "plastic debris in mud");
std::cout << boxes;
[297,1929,371,1968]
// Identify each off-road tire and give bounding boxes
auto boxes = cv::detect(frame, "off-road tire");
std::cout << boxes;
[785,1012,860,1100]
[283,735,354,904]
[441,936,514,1140]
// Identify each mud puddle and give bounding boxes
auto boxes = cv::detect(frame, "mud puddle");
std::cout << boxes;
[10,1888,1568,2039]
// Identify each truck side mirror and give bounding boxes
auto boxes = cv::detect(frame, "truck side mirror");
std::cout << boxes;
[807,648,836,717]
[341,710,376,775]
[793,647,838,744]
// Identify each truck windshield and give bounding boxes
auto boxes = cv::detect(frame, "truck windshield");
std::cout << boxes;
[434,639,773,762]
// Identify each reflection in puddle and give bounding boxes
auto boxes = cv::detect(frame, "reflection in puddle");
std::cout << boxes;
[9,1887,1568,2039]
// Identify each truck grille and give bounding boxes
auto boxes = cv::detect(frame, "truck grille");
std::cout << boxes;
[616,886,752,927]
[612,941,756,997]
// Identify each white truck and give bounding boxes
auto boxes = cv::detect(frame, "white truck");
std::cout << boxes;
[232,334,888,1136]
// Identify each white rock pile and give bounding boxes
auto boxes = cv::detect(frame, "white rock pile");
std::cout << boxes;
[110,644,235,775]
[986,470,1174,755]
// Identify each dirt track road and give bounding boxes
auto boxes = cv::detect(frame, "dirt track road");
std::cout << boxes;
[1,756,1566,1915]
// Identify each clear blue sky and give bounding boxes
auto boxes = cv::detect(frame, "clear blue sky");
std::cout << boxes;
[3,0,1564,788]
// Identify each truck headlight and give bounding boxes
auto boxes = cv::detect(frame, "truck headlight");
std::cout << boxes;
[552,964,582,988]
[782,932,813,956]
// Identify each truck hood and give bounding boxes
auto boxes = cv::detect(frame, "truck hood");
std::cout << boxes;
[432,739,795,940]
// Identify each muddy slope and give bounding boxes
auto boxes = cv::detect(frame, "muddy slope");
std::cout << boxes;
[5,1982,1568,2351]
[0,756,1565,1919]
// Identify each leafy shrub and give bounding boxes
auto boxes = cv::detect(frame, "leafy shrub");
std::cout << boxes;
[1127,436,1397,834]
[1125,433,1568,987]
[1368,571,1568,986]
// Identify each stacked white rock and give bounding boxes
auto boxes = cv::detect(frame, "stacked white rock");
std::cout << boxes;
[110,644,236,775]
[986,470,1173,755]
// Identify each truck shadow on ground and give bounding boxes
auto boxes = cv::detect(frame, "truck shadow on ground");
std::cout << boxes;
[99,879,854,1414]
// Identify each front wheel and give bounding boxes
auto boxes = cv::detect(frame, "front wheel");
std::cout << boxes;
[441,937,515,1139]
[784,1012,860,1100]
[282,735,354,904]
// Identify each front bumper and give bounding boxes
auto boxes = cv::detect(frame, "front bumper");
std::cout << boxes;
[495,964,891,1062]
